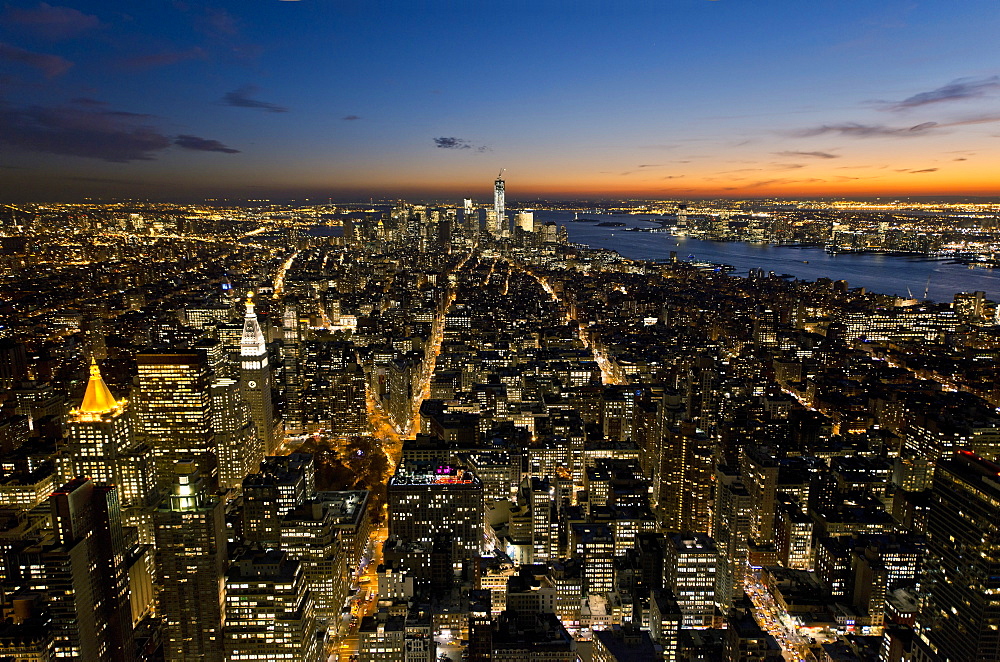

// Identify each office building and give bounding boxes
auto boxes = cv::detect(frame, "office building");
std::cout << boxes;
[135,350,217,488]
[388,461,483,568]
[240,292,277,453]
[224,548,321,662]
[210,377,262,490]
[64,358,154,541]
[154,461,227,662]
[918,451,1000,660]
[664,532,718,628]
[22,479,136,661]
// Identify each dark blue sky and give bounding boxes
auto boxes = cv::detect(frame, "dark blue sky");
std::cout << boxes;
[2,1,999,201]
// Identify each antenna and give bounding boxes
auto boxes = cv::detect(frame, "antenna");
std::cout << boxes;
[497,168,505,179]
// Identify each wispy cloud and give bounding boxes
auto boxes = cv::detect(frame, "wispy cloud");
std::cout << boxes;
[773,150,839,159]
[0,101,239,162]
[0,102,170,161]
[433,136,490,152]
[0,42,72,77]
[723,177,827,191]
[885,76,1000,111]
[174,135,239,153]
[222,85,288,113]
[908,168,938,174]
[3,3,101,40]
[791,121,939,138]
[342,115,361,121]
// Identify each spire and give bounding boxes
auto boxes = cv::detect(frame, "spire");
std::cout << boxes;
[241,291,267,356]
[80,357,118,413]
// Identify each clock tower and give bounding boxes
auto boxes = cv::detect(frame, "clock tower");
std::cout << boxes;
[241,292,276,453]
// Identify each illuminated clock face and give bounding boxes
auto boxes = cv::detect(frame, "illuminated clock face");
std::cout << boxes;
[247,380,257,389]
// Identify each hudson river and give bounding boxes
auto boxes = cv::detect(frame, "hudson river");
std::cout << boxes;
[538,212,1000,304]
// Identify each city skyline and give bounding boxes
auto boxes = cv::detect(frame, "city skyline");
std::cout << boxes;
[2,1,1000,201]
[3,190,1000,660]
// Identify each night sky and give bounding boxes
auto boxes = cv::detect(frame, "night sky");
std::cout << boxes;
[1,1,999,202]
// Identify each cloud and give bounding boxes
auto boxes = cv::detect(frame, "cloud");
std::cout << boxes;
[221,86,288,112]
[773,150,839,159]
[121,47,206,70]
[433,136,490,152]
[909,168,938,173]
[941,114,1000,128]
[791,121,940,138]
[434,137,471,149]
[886,76,1000,110]
[0,101,239,162]
[342,115,362,121]
[0,42,72,77]
[637,164,661,168]
[174,134,239,153]
[3,3,101,40]
[0,102,170,161]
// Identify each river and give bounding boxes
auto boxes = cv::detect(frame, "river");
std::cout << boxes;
[536,212,1000,304]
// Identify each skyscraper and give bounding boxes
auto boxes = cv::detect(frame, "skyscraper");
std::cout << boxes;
[223,548,321,662]
[282,296,305,432]
[34,478,136,661]
[664,532,718,629]
[64,358,154,541]
[135,350,217,488]
[494,170,506,237]
[154,460,227,662]
[241,292,277,454]
[515,211,534,233]
[388,462,483,569]
[918,451,1000,660]
[210,377,262,490]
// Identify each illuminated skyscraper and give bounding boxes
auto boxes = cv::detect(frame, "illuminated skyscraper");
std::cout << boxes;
[154,460,227,662]
[135,350,216,488]
[243,453,315,545]
[64,359,154,541]
[919,451,1000,660]
[494,170,506,237]
[241,292,277,453]
[282,297,305,432]
[210,377,262,490]
[515,211,534,233]
[388,462,483,568]
[20,478,135,661]
[664,532,718,629]
[223,548,321,662]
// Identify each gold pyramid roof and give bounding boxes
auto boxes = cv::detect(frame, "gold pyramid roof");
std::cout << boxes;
[80,358,118,413]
